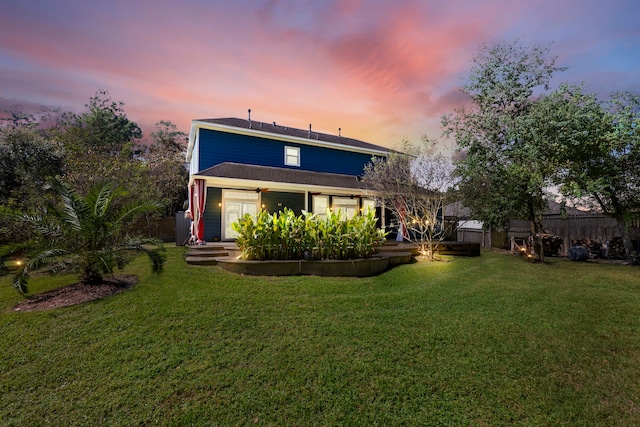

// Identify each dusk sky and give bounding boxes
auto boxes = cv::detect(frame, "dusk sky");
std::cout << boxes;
[1,0,639,152]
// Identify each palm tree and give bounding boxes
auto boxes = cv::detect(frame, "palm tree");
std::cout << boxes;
[9,179,165,294]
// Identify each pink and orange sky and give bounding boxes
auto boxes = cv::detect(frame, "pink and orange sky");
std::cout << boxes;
[1,0,639,152]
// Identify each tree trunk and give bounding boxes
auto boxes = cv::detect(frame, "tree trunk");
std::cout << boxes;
[81,265,103,285]
[605,191,637,265]
[527,200,545,263]
[615,215,637,265]
[528,219,545,263]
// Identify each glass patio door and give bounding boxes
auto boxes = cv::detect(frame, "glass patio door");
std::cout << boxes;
[223,190,259,240]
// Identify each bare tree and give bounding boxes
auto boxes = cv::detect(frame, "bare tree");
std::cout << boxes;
[363,140,457,260]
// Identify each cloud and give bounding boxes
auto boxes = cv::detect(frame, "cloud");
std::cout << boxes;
[1,0,639,152]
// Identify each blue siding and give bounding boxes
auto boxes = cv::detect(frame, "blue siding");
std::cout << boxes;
[203,187,222,241]
[198,129,373,176]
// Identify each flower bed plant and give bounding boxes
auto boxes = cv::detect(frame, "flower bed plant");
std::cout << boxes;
[231,208,387,261]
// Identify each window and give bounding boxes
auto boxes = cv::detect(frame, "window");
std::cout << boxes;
[362,199,376,214]
[312,195,329,218]
[284,146,300,167]
[332,197,358,219]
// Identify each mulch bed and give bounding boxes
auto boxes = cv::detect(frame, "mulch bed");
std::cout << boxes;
[11,275,137,312]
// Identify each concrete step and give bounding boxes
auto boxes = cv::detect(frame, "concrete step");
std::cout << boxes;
[186,249,229,258]
[378,245,419,255]
[187,245,227,251]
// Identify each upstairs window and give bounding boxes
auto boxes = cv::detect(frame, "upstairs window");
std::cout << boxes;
[284,146,300,167]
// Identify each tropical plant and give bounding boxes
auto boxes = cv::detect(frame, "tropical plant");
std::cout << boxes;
[6,179,165,294]
[232,208,386,261]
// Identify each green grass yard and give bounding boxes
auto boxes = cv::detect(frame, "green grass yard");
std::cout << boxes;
[1,247,639,425]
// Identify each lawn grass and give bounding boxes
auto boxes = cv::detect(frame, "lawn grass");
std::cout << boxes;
[1,247,639,425]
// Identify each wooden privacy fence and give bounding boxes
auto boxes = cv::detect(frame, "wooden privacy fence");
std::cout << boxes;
[454,214,639,257]
[456,227,508,249]
[509,215,640,256]
[142,213,192,244]
[149,217,177,243]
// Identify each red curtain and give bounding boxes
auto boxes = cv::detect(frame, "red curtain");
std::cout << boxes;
[191,179,207,242]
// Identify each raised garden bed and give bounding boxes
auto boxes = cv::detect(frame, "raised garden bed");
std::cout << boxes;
[217,255,391,277]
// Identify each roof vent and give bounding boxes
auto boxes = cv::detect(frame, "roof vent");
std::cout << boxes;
[273,122,276,126]
[338,127,341,137]
[308,124,312,138]
[248,109,252,129]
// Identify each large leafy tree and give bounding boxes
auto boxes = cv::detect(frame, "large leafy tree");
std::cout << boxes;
[2,92,187,251]
[55,94,187,219]
[7,180,165,294]
[0,124,65,244]
[443,40,565,262]
[53,90,147,197]
[146,120,189,217]
[59,89,142,156]
[0,125,64,202]
[549,90,640,263]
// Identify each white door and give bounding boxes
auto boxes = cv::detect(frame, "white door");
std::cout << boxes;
[223,190,259,240]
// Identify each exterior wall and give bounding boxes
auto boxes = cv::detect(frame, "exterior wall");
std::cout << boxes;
[457,228,491,248]
[202,186,393,241]
[204,188,306,241]
[203,187,222,241]
[262,191,305,214]
[198,129,374,176]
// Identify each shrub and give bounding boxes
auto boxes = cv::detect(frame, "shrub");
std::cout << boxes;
[232,208,386,260]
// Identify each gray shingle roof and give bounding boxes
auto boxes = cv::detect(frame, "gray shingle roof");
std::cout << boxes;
[196,118,389,153]
[197,162,368,190]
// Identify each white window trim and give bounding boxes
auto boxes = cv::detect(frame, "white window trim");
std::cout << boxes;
[284,146,300,167]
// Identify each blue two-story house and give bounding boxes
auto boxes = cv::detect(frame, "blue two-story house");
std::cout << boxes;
[186,117,390,241]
